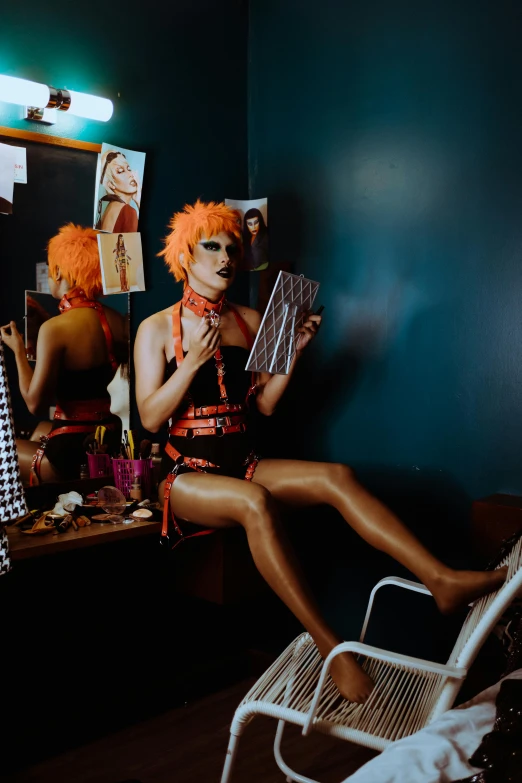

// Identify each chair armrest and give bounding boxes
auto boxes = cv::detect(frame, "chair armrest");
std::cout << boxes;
[302,641,466,736]
[360,576,433,643]
[325,641,466,678]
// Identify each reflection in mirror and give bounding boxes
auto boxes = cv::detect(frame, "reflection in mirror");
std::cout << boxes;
[25,291,55,362]
[2,226,131,488]
[24,290,130,432]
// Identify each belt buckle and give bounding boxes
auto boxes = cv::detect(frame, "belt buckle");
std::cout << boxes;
[215,415,229,438]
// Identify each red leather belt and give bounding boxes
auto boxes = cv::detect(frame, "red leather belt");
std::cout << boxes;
[54,398,112,421]
[164,441,219,471]
[169,414,246,438]
[161,441,260,550]
[178,403,245,419]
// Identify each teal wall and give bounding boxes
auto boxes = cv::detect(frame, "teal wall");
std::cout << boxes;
[248,0,522,515]
[0,0,249,336]
[3,0,521,529]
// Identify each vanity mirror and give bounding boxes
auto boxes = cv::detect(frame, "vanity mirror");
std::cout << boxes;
[0,127,131,487]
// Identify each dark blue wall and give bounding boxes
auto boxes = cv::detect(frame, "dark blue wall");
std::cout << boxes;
[0,0,249,343]
[248,0,522,517]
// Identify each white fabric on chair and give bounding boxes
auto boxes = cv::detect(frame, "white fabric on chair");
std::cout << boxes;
[342,668,522,783]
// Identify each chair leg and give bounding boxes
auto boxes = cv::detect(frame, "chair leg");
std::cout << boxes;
[273,720,320,783]
[220,732,241,783]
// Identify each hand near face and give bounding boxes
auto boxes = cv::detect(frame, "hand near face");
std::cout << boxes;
[186,316,221,369]
[295,312,322,353]
[0,321,25,355]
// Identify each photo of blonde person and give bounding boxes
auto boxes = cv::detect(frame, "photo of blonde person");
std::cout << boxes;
[98,232,145,294]
[94,143,145,233]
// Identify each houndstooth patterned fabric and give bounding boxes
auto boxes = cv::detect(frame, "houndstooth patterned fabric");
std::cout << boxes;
[0,337,28,530]
[0,525,11,576]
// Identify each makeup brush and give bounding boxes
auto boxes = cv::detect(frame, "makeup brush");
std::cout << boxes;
[139,439,152,459]
[82,432,98,454]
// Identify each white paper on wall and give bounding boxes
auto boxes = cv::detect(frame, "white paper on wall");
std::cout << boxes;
[14,147,27,184]
[35,262,51,294]
[0,142,15,214]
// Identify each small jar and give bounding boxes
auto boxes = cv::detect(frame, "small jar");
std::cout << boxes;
[79,464,89,480]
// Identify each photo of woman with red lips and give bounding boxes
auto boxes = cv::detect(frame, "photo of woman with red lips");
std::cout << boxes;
[94,144,145,233]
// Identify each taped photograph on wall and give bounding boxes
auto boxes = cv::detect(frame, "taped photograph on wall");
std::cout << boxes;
[98,232,145,294]
[225,196,269,271]
[94,143,145,233]
[0,142,15,215]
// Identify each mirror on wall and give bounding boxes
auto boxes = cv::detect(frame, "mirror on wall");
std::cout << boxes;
[25,290,55,362]
[0,130,131,487]
[24,289,130,432]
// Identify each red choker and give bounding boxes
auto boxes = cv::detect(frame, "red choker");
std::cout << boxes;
[182,285,225,320]
[58,287,90,313]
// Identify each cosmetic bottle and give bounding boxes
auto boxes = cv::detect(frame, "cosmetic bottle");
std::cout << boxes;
[129,474,143,503]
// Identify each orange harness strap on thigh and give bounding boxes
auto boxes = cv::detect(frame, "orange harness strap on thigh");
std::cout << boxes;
[30,424,98,486]
[29,418,119,486]
[161,441,260,551]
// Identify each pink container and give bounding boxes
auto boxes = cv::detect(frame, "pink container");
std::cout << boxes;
[86,452,112,479]
[112,458,153,500]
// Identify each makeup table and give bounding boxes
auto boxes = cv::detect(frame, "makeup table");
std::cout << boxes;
[6,516,161,560]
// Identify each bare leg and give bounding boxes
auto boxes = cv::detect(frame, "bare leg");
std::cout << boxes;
[165,472,374,703]
[253,460,507,613]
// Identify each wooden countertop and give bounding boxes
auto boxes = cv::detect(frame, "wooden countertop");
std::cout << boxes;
[7,516,161,560]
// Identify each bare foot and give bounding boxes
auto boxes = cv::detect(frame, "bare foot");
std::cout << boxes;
[329,652,375,704]
[430,567,508,615]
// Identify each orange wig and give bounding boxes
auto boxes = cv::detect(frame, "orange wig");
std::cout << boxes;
[47,224,103,299]
[158,200,242,284]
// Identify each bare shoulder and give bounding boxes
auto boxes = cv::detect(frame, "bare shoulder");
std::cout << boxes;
[136,307,172,340]
[38,313,61,336]
[37,314,65,350]
[229,303,262,333]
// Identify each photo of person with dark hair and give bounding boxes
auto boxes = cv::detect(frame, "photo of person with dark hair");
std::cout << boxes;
[225,197,269,272]
[94,143,145,233]
[242,207,269,271]
[113,234,131,293]
[97,231,145,294]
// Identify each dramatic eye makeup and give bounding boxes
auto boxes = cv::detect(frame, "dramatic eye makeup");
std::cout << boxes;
[200,241,221,251]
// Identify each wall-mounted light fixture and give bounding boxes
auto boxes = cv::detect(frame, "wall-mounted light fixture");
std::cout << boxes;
[0,75,113,123]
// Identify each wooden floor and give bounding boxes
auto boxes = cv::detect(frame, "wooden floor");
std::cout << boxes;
[4,678,377,783]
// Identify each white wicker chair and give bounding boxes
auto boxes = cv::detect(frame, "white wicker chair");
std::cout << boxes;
[220,536,522,783]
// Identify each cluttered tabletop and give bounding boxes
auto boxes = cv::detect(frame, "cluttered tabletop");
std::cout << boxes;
[7,486,162,560]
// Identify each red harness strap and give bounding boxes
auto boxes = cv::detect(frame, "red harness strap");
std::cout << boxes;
[30,288,119,485]
[161,297,260,549]
[171,299,257,404]
[161,442,260,550]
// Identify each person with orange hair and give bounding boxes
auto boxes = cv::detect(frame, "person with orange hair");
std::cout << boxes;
[1,224,128,484]
[134,200,505,705]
